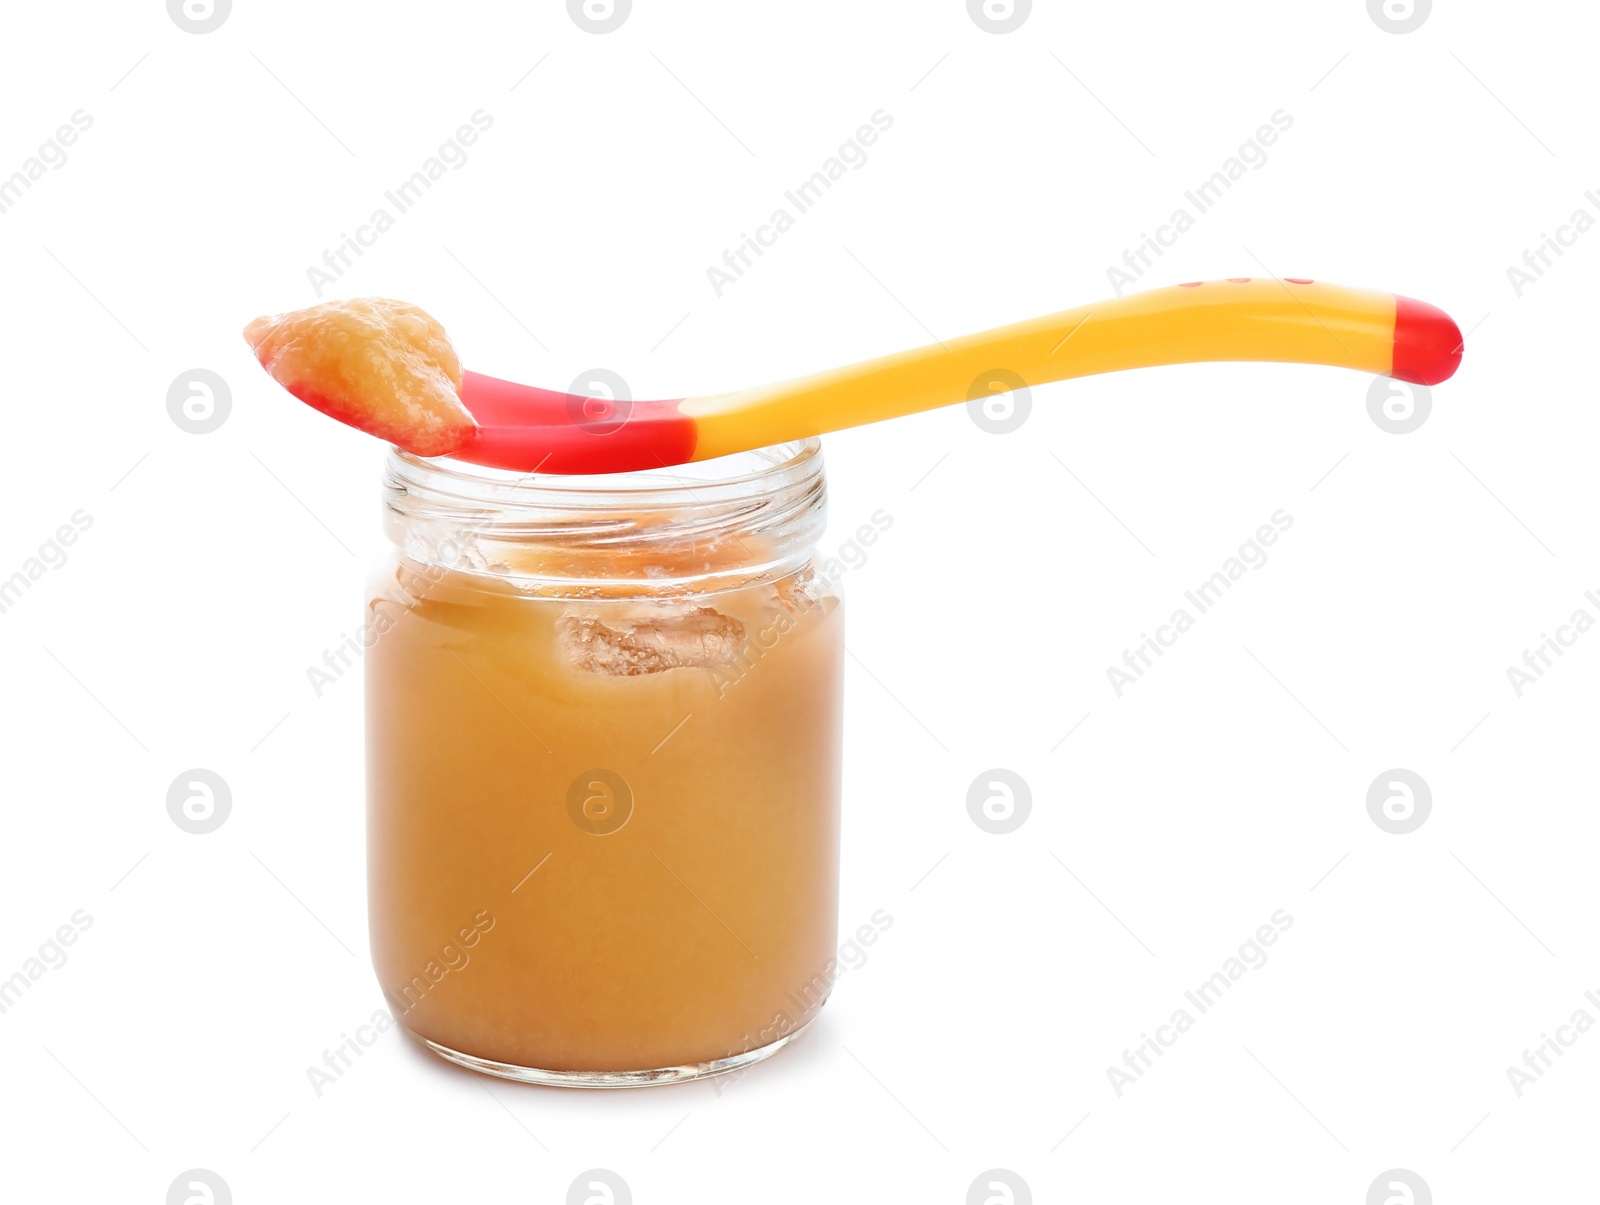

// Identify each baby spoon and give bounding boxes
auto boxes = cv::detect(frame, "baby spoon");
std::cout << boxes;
[250,277,1462,474]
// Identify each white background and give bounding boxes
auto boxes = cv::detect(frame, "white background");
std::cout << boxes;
[0,1,1593,1201]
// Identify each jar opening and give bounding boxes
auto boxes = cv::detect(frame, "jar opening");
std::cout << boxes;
[382,439,827,591]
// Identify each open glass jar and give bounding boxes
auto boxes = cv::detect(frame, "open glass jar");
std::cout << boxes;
[365,440,844,1086]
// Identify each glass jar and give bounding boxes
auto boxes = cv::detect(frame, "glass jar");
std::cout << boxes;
[365,439,844,1086]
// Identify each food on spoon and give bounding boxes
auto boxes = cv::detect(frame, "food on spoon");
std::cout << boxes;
[243,298,474,457]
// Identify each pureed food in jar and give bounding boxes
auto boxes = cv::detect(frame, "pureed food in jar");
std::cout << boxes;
[367,443,844,1082]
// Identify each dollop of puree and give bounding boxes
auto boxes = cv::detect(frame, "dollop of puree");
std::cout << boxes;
[244,298,473,457]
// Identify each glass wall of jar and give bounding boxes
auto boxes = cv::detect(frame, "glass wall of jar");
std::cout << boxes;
[366,440,844,1086]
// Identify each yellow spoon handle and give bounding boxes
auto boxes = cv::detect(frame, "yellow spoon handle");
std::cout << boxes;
[679,278,1461,462]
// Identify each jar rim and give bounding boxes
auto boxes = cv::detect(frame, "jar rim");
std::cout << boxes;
[381,439,828,588]
[385,438,822,512]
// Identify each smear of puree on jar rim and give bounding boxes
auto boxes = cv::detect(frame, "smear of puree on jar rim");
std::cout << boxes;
[243,298,474,457]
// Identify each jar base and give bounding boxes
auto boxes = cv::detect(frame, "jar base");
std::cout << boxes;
[418,1017,815,1088]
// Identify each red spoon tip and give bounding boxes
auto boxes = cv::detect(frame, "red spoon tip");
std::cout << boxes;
[1391,296,1463,386]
